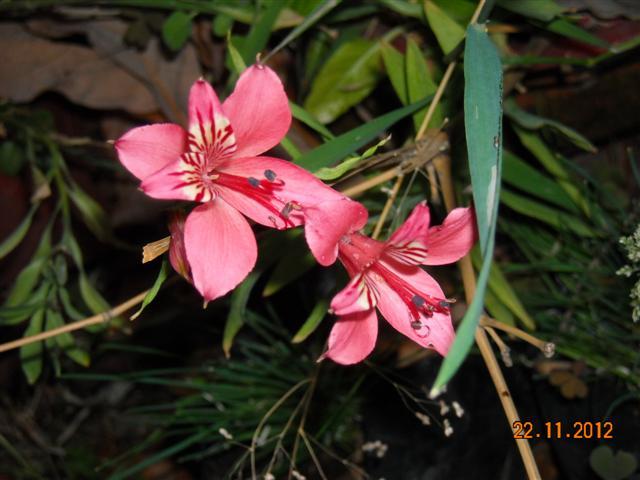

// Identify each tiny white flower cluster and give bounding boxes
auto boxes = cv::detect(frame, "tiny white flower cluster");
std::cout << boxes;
[452,401,464,418]
[443,418,453,437]
[617,223,640,322]
[218,427,233,440]
[415,411,431,425]
[362,440,388,458]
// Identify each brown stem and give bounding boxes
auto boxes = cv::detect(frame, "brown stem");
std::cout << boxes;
[482,316,555,357]
[0,291,149,354]
[372,174,404,239]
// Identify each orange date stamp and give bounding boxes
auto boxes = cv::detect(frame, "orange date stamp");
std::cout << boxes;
[513,421,613,439]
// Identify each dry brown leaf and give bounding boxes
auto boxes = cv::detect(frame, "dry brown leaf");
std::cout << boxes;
[0,20,200,122]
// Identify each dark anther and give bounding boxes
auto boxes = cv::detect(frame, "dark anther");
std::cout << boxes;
[248,177,260,187]
[264,169,277,181]
[411,295,426,307]
[281,202,293,218]
[439,300,451,308]
[411,321,423,330]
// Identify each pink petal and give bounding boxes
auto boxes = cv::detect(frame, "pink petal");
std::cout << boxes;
[215,156,348,230]
[188,80,237,160]
[375,262,455,356]
[114,124,187,180]
[424,207,476,265]
[388,201,431,246]
[222,65,291,158]
[141,152,214,202]
[321,309,378,365]
[330,273,378,316]
[184,201,257,302]
[304,198,369,266]
[168,210,192,282]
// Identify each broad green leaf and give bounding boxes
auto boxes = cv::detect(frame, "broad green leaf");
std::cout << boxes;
[504,98,596,152]
[20,309,45,384]
[484,289,515,326]
[131,261,170,320]
[223,271,260,358]
[379,0,424,19]
[0,204,36,260]
[406,38,440,130]
[546,18,609,49]
[292,299,329,343]
[266,0,340,61]
[432,0,475,24]
[497,0,564,21]
[162,11,194,51]
[241,0,285,64]
[514,127,590,216]
[424,1,466,55]
[226,31,247,73]
[263,241,316,297]
[315,135,391,180]
[68,185,111,242]
[290,102,335,139]
[433,24,503,394]
[304,39,384,124]
[296,95,432,171]
[503,150,579,213]
[501,189,596,237]
[471,249,536,330]
[381,41,408,104]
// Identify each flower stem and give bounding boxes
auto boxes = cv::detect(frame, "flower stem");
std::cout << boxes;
[0,291,149,354]
[482,316,555,358]
[372,174,404,239]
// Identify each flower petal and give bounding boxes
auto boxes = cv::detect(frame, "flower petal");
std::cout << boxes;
[330,272,378,316]
[184,200,257,302]
[141,152,216,202]
[375,263,455,356]
[383,201,430,265]
[304,198,369,266]
[321,309,378,365]
[188,80,237,161]
[216,156,348,230]
[222,65,291,158]
[424,207,476,265]
[114,124,187,180]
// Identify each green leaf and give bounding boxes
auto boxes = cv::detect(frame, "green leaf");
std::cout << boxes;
[296,95,432,171]
[514,127,590,216]
[406,38,440,130]
[590,446,638,480]
[381,41,408,104]
[546,18,610,49]
[433,24,503,394]
[501,189,597,237]
[0,141,24,176]
[130,261,170,321]
[212,13,233,37]
[292,299,329,343]
[503,150,579,213]
[314,134,391,180]
[46,310,90,367]
[497,0,564,21]
[0,204,36,260]
[290,102,335,139]
[424,0,466,55]
[222,272,260,358]
[304,39,385,124]
[226,31,247,74]
[263,241,316,297]
[471,249,536,330]
[79,274,110,314]
[162,11,194,51]
[241,0,285,64]
[484,288,515,326]
[379,0,424,19]
[20,309,45,384]
[68,185,111,242]
[504,98,596,152]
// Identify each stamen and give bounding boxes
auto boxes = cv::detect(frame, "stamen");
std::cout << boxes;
[410,320,423,330]
[248,177,260,187]
[264,169,277,182]
[439,300,451,308]
[412,295,426,307]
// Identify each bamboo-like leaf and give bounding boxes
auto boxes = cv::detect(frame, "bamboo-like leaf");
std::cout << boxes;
[241,0,285,64]
[546,18,609,49]
[296,96,432,171]
[222,272,260,358]
[315,135,391,180]
[292,299,329,343]
[381,41,408,104]
[424,0,465,55]
[496,0,564,21]
[406,38,440,130]
[263,243,315,297]
[131,261,170,320]
[433,24,503,393]
[290,102,335,139]
[68,185,111,242]
[20,309,45,384]
[0,204,37,260]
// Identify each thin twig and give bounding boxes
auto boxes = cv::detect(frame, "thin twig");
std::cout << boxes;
[372,174,404,239]
[340,167,400,198]
[482,316,555,358]
[484,326,513,367]
[0,291,149,354]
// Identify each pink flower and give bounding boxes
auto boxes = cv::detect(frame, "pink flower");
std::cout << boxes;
[115,65,359,301]
[322,202,476,365]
